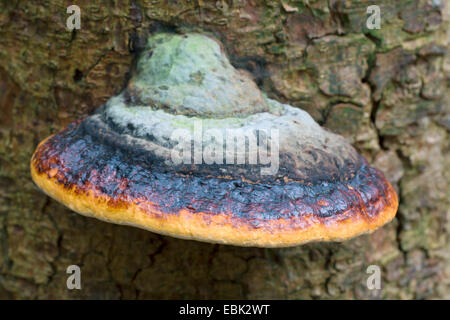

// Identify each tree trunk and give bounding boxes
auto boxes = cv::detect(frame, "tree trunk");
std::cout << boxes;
[0,0,448,299]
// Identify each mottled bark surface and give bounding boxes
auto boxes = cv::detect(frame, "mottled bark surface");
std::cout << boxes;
[0,0,448,299]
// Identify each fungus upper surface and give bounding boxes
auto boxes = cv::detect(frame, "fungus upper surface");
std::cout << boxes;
[31,33,398,247]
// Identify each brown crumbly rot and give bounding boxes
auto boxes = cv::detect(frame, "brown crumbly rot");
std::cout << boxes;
[30,33,398,247]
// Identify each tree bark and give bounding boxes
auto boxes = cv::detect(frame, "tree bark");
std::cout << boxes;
[0,0,448,299]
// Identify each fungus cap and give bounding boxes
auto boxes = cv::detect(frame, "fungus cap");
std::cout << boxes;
[31,33,398,247]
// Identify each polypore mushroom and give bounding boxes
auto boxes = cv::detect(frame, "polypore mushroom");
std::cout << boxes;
[30,33,398,247]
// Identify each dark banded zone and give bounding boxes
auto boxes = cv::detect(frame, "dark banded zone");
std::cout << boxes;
[64,112,363,184]
[31,121,397,231]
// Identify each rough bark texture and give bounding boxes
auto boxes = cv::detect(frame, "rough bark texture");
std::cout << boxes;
[0,0,448,299]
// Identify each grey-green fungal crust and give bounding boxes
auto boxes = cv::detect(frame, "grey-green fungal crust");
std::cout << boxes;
[128,33,269,117]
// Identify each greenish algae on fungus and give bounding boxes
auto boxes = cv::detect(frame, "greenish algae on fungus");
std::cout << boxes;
[30,33,398,247]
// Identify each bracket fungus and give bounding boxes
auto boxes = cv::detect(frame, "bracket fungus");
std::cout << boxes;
[30,33,398,247]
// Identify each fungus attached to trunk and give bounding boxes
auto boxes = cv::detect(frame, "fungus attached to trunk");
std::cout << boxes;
[30,33,398,247]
